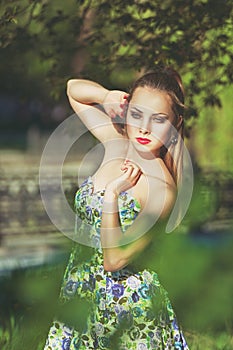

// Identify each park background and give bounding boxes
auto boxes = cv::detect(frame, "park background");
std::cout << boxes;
[0,1,232,349]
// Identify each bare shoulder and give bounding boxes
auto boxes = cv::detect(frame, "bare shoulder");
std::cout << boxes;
[155,157,176,189]
[147,179,176,219]
[135,160,176,219]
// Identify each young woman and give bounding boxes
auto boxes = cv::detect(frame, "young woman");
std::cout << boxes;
[44,66,189,349]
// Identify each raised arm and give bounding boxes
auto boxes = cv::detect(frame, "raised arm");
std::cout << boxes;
[67,79,127,142]
[67,79,109,105]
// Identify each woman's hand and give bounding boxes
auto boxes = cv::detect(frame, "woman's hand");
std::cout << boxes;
[105,160,142,195]
[103,90,128,119]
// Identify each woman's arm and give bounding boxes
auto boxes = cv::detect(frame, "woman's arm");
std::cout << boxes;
[67,79,109,105]
[67,79,127,142]
[101,162,175,272]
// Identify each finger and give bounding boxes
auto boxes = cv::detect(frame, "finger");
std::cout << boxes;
[121,160,130,172]
[121,93,129,102]
[122,164,134,176]
[124,159,133,165]
[119,100,128,109]
[131,166,142,179]
[134,170,142,182]
[117,107,126,119]
[123,164,136,175]
[124,160,141,171]
[126,168,141,187]
[120,100,128,118]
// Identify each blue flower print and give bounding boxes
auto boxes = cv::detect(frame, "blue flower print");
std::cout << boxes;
[132,291,140,303]
[81,178,89,186]
[155,328,162,338]
[64,280,79,297]
[103,309,110,320]
[85,205,93,224]
[62,337,71,350]
[120,209,128,217]
[74,192,80,203]
[98,336,109,349]
[146,309,154,321]
[111,284,124,298]
[174,341,183,350]
[129,326,140,340]
[99,287,105,297]
[129,199,135,209]
[89,274,96,292]
[94,219,101,234]
[95,322,104,336]
[63,325,73,337]
[172,318,180,330]
[73,336,81,349]
[117,310,133,327]
[83,264,90,272]
[137,343,148,350]
[138,284,150,299]
[132,306,142,318]
[93,208,100,217]
[91,235,100,248]
[120,192,127,201]
[106,277,113,293]
[82,274,96,293]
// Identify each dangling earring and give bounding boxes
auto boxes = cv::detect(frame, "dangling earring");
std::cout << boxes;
[170,135,178,145]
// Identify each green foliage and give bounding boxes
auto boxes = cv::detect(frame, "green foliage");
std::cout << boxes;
[0,0,232,120]
[87,0,233,120]
[0,263,62,350]
[187,331,233,350]
[191,85,233,171]
[0,0,87,99]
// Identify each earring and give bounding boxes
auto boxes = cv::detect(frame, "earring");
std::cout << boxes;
[170,136,178,145]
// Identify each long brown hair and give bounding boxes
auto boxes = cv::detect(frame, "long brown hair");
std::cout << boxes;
[121,66,185,185]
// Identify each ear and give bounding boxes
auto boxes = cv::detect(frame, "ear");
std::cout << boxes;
[176,115,183,130]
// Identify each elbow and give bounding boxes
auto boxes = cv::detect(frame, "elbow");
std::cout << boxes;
[103,256,127,273]
[103,261,118,272]
[66,79,75,96]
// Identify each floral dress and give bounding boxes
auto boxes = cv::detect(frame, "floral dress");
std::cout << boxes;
[44,177,189,350]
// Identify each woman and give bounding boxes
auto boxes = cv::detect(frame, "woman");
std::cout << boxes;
[44,66,189,349]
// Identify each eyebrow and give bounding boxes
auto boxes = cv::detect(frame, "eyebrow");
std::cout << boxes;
[131,106,169,118]
[131,107,143,113]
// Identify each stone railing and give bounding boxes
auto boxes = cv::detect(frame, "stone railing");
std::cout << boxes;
[0,151,80,274]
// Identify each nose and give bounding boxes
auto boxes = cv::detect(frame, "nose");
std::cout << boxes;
[139,119,150,135]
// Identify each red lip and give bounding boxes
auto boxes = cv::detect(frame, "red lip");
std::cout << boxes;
[136,137,151,145]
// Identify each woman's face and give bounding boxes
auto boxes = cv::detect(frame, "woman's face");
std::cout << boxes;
[126,86,180,158]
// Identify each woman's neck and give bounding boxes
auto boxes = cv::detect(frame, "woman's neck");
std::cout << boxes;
[125,142,162,177]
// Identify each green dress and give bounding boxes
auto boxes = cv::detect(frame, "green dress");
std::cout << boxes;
[44,177,189,349]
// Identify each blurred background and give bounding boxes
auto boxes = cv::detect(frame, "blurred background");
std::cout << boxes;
[0,1,232,349]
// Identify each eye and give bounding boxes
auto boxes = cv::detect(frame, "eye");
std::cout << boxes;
[152,115,167,123]
[130,111,142,119]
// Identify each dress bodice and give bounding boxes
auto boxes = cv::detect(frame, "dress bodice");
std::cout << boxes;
[74,177,141,248]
